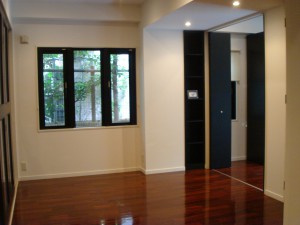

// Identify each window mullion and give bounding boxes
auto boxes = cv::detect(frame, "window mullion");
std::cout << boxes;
[101,50,112,126]
[129,49,137,125]
[65,49,75,128]
[37,48,45,128]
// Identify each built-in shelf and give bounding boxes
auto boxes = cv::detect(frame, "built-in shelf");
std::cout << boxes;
[187,141,205,145]
[186,120,204,123]
[186,53,204,56]
[186,98,204,101]
[184,31,205,170]
[186,76,204,78]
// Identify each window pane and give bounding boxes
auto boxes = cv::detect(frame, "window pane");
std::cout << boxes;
[42,54,65,127]
[74,50,101,127]
[110,54,130,124]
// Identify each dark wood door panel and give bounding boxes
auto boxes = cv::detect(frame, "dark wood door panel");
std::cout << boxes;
[247,32,265,165]
[209,32,232,169]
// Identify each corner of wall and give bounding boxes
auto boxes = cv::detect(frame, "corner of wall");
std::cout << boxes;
[264,5,286,201]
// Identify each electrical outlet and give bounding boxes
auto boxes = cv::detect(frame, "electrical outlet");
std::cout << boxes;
[21,162,27,171]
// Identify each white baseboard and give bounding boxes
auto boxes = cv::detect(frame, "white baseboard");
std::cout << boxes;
[19,166,186,181]
[144,166,185,175]
[19,167,140,181]
[265,189,284,202]
[231,156,246,161]
[139,167,146,174]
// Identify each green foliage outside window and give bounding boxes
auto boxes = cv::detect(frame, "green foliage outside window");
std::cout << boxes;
[39,48,136,129]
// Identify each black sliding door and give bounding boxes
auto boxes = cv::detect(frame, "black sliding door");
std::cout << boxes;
[209,32,231,169]
[247,32,265,165]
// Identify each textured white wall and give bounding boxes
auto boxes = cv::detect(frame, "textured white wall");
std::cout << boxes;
[13,22,141,180]
[142,29,185,173]
[264,6,286,202]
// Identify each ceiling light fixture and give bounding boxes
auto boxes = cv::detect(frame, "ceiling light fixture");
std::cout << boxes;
[185,21,191,27]
[233,1,240,7]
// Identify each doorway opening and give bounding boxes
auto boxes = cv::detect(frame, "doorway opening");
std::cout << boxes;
[213,15,265,191]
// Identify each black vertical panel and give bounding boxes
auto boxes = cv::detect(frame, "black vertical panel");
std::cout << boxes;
[247,32,265,165]
[209,32,231,169]
[0,121,5,225]
[0,3,14,224]
[184,31,205,169]
[66,49,75,128]
[0,16,3,105]
[0,119,8,225]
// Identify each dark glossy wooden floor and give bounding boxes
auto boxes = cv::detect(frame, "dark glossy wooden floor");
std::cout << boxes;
[12,169,282,225]
[215,160,264,190]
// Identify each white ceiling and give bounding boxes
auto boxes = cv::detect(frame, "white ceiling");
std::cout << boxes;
[10,0,280,32]
[11,0,144,4]
[147,2,257,31]
[216,15,264,34]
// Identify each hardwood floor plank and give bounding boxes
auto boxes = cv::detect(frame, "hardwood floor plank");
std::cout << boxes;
[12,170,282,225]
[215,160,264,190]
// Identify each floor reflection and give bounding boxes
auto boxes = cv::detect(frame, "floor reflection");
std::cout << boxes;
[215,160,264,190]
[13,169,281,225]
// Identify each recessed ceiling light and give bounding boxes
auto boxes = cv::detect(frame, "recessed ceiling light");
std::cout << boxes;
[233,1,240,7]
[185,21,191,27]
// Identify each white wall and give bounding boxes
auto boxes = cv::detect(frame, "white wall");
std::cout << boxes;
[13,22,142,180]
[231,34,247,161]
[142,29,185,173]
[264,6,286,202]
[284,0,300,223]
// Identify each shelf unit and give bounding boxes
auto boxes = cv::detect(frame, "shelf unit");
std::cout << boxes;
[184,31,205,169]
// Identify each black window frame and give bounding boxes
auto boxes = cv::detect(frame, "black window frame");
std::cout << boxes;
[38,47,137,130]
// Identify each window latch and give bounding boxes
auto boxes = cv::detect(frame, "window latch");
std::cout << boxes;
[65,82,67,89]
[108,81,110,88]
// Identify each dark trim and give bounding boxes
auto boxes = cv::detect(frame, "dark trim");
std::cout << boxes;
[4,24,9,103]
[231,81,237,120]
[129,48,137,125]
[0,15,3,105]
[7,115,14,191]
[101,49,111,126]
[2,119,8,202]
[65,49,75,128]
[0,155,4,225]
[0,3,13,224]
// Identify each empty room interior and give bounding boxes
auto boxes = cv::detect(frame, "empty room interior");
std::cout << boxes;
[0,0,300,224]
